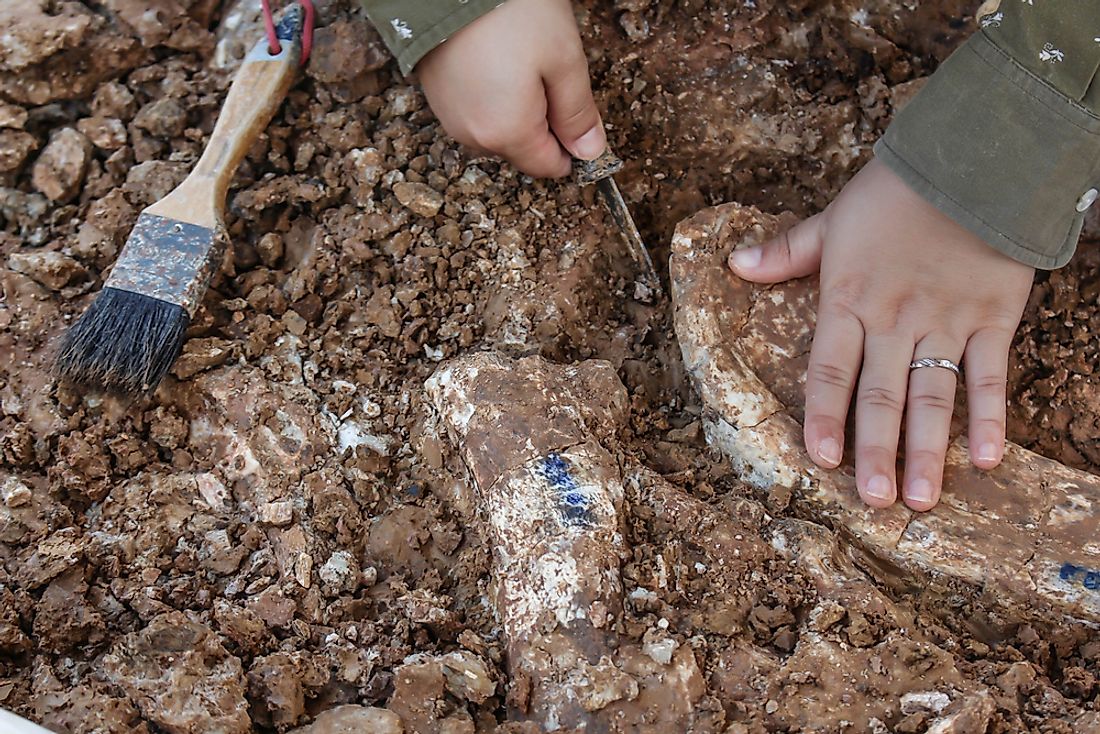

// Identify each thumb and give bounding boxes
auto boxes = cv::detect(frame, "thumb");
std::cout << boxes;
[728,213,826,283]
[545,57,606,160]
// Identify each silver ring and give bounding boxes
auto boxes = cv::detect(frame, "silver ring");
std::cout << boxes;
[909,357,960,376]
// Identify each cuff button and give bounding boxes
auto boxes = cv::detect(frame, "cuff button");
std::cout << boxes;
[1076,188,1098,213]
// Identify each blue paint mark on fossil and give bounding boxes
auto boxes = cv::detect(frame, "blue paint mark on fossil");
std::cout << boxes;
[1059,562,1100,591]
[540,452,593,526]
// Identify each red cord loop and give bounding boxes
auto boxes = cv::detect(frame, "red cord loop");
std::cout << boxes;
[260,0,281,56]
[259,0,314,66]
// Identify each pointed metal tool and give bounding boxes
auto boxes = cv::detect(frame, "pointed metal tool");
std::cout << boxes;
[575,149,661,302]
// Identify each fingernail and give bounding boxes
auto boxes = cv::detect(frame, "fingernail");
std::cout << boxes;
[906,478,935,504]
[817,437,841,466]
[729,247,762,271]
[572,126,607,160]
[977,442,1000,463]
[865,475,893,500]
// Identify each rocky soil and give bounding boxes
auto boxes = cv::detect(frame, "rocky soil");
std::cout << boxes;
[1,0,1098,733]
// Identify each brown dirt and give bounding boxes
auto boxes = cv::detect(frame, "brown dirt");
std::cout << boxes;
[0,0,1097,732]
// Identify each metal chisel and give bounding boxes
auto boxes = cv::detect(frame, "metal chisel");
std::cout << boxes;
[575,149,661,302]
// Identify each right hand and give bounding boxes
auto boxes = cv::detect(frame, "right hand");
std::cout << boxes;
[416,0,606,178]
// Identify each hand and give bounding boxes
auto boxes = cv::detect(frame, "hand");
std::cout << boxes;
[728,158,1035,511]
[416,0,606,178]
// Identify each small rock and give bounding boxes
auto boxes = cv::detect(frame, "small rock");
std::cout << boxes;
[248,586,297,629]
[247,652,319,729]
[256,232,284,267]
[362,286,401,338]
[171,337,234,380]
[92,81,137,120]
[995,661,1036,696]
[2,476,32,507]
[196,473,230,511]
[101,612,251,734]
[259,500,294,526]
[924,692,995,734]
[642,632,679,665]
[384,88,421,118]
[286,705,403,734]
[0,129,38,173]
[900,691,951,716]
[0,102,28,129]
[133,98,187,139]
[282,309,308,336]
[393,181,443,218]
[305,18,390,84]
[0,187,48,229]
[808,600,847,632]
[576,658,638,712]
[77,116,127,150]
[294,552,313,588]
[438,651,495,704]
[347,147,384,187]
[7,250,88,291]
[31,128,92,202]
[124,160,189,203]
[318,551,358,594]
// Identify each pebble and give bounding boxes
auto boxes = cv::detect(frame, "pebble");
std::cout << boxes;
[0,102,28,129]
[438,651,496,704]
[0,130,38,173]
[901,691,951,716]
[172,337,234,380]
[31,128,92,202]
[256,232,284,268]
[7,250,87,291]
[293,552,313,588]
[77,116,127,150]
[2,476,32,507]
[133,97,187,139]
[196,473,230,511]
[393,181,443,218]
[305,18,390,84]
[286,705,402,734]
[259,500,294,526]
[92,81,137,119]
[642,634,678,665]
[318,551,358,593]
[282,310,308,336]
[347,148,384,187]
[0,188,47,230]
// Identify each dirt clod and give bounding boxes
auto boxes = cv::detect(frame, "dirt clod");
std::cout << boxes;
[31,128,93,202]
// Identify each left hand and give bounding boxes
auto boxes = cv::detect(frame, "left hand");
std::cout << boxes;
[728,158,1035,511]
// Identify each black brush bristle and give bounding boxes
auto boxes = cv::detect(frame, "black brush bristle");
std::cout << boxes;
[56,287,190,396]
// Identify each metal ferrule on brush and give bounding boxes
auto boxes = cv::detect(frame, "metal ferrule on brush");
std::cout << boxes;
[104,215,228,318]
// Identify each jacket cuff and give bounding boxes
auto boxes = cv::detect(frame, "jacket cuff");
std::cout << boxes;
[361,0,505,74]
[875,32,1100,270]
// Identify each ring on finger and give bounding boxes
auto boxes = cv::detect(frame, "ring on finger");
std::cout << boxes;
[909,357,961,376]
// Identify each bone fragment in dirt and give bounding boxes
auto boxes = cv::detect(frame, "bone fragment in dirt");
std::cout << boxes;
[284,705,403,734]
[426,353,707,732]
[669,202,1100,633]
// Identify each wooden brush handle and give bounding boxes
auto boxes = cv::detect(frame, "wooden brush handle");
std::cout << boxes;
[147,10,303,229]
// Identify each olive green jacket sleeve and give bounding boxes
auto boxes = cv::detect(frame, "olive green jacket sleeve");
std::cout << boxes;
[875,0,1100,269]
[360,0,504,74]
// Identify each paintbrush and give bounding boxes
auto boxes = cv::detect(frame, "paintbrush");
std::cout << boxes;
[55,6,305,395]
[575,148,661,302]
